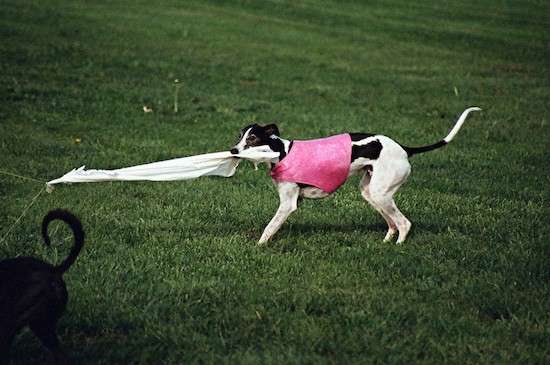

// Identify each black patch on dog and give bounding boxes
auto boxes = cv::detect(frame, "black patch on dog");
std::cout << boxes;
[350,133,376,142]
[268,138,287,160]
[267,140,290,168]
[351,140,383,161]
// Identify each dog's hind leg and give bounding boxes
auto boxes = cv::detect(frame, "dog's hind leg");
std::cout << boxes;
[360,173,398,242]
[259,182,301,244]
[363,162,412,243]
[0,328,17,365]
[377,197,411,244]
[29,321,72,365]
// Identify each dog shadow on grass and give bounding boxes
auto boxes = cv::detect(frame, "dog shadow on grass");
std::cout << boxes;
[261,221,394,247]
[186,210,448,245]
[272,219,454,247]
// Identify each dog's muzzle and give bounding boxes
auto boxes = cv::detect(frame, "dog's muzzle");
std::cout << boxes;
[230,148,239,155]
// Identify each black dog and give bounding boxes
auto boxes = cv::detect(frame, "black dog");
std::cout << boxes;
[0,209,84,365]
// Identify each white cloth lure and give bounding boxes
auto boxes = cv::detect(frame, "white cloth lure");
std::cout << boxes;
[46,146,279,193]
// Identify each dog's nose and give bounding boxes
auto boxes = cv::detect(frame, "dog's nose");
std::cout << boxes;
[230,148,239,155]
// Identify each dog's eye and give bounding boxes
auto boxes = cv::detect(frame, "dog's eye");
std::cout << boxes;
[247,134,256,141]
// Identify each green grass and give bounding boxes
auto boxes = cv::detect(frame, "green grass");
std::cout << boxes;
[1,0,548,363]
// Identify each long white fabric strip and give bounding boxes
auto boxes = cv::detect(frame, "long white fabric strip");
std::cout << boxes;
[46,146,279,193]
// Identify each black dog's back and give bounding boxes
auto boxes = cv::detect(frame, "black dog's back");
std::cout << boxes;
[0,209,84,365]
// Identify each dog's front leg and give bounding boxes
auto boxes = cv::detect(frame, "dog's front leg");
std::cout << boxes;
[259,182,301,244]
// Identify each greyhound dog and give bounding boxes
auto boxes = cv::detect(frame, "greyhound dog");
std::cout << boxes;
[230,107,480,244]
[0,209,84,365]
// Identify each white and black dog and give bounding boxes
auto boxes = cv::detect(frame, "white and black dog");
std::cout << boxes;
[231,107,481,244]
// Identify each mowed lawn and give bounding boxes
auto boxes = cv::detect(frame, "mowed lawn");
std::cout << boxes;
[1,0,548,364]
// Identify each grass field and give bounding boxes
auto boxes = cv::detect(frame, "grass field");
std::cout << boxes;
[1,0,549,363]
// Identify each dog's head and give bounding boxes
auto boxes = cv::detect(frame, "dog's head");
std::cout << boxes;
[230,123,280,154]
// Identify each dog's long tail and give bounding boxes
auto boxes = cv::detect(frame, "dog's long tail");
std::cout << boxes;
[403,107,481,157]
[41,208,84,274]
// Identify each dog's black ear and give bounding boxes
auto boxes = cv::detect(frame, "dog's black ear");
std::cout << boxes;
[264,124,279,136]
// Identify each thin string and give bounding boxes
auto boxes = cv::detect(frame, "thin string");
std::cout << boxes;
[1,185,46,246]
[0,169,46,184]
[0,170,48,246]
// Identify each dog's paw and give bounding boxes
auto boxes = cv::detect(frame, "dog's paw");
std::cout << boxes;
[383,230,396,243]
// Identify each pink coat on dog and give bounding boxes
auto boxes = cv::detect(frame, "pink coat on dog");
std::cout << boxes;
[269,134,352,194]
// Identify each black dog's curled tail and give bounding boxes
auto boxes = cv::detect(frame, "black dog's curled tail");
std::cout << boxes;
[41,209,85,274]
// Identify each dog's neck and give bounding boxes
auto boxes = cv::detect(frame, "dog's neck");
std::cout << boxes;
[267,135,291,163]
